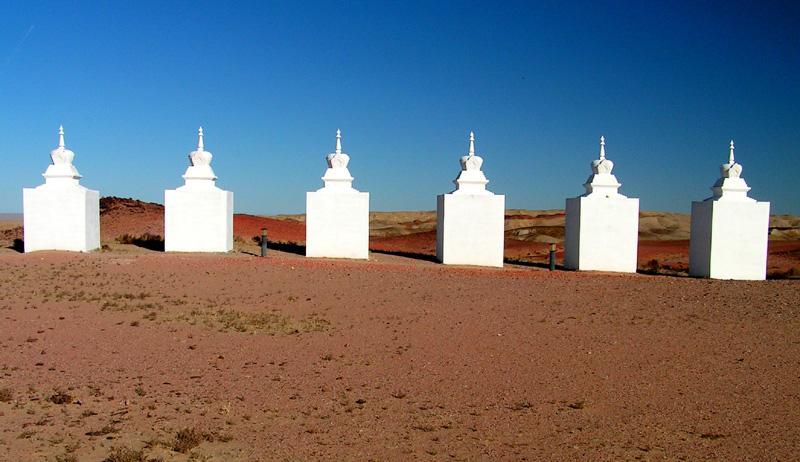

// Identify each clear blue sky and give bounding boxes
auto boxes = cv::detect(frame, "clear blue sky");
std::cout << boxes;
[2,1,798,215]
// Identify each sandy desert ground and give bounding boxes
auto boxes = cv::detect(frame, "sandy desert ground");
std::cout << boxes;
[0,198,798,461]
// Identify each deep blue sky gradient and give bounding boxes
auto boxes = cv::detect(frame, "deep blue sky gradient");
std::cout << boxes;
[2,1,798,214]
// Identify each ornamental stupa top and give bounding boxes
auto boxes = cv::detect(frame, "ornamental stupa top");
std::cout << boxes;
[581,136,625,198]
[453,132,491,195]
[43,126,82,185]
[180,127,219,189]
[707,140,754,202]
[319,129,357,192]
[189,127,213,167]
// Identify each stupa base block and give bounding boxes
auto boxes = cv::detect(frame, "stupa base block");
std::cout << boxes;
[306,191,369,259]
[564,196,639,273]
[23,186,100,253]
[165,189,233,252]
[436,193,505,267]
[689,200,769,280]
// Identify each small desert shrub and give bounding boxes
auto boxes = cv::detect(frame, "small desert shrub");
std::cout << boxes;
[0,386,13,403]
[641,259,661,273]
[103,446,148,462]
[769,267,800,280]
[172,428,210,454]
[86,423,119,437]
[49,392,73,405]
[55,454,79,462]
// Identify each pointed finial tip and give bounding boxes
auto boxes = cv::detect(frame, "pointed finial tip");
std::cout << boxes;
[468,131,476,157]
[58,125,65,148]
[197,127,204,150]
[598,136,606,160]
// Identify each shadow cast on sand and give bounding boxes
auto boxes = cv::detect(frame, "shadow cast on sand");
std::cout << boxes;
[369,249,439,263]
[266,241,306,256]
[504,258,563,271]
[7,239,24,253]
[131,238,165,252]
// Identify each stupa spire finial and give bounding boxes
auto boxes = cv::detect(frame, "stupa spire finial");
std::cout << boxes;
[59,125,65,149]
[197,127,204,151]
[728,140,735,164]
[468,132,475,157]
[335,129,342,154]
[599,136,605,160]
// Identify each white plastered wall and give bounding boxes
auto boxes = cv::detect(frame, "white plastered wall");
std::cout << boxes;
[436,193,505,267]
[564,196,639,272]
[23,185,100,252]
[164,189,233,252]
[689,200,769,280]
[306,191,369,259]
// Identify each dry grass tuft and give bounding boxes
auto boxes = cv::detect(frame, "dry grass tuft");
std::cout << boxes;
[0,386,13,402]
[178,309,331,334]
[172,427,211,454]
[49,392,73,405]
[103,446,149,462]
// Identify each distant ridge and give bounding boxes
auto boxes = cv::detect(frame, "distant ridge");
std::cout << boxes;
[0,214,22,221]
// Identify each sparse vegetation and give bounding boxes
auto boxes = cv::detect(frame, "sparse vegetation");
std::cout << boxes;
[0,386,13,403]
[86,423,119,437]
[49,392,73,405]
[172,427,212,454]
[769,267,800,279]
[176,309,331,334]
[55,454,79,462]
[103,446,148,462]
[642,258,661,273]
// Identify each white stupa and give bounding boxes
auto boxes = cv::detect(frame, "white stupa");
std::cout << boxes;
[436,132,505,267]
[689,141,769,279]
[564,137,639,272]
[23,126,100,252]
[164,127,233,252]
[305,130,370,259]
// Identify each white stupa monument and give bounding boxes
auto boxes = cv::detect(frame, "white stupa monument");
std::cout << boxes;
[23,126,100,252]
[564,137,639,272]
[689,141,769,280]
[436,132,505,267]
[164,127,233,252]
[305,130,369,259]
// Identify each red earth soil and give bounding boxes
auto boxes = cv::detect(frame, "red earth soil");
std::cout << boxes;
[0,247,798,461]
